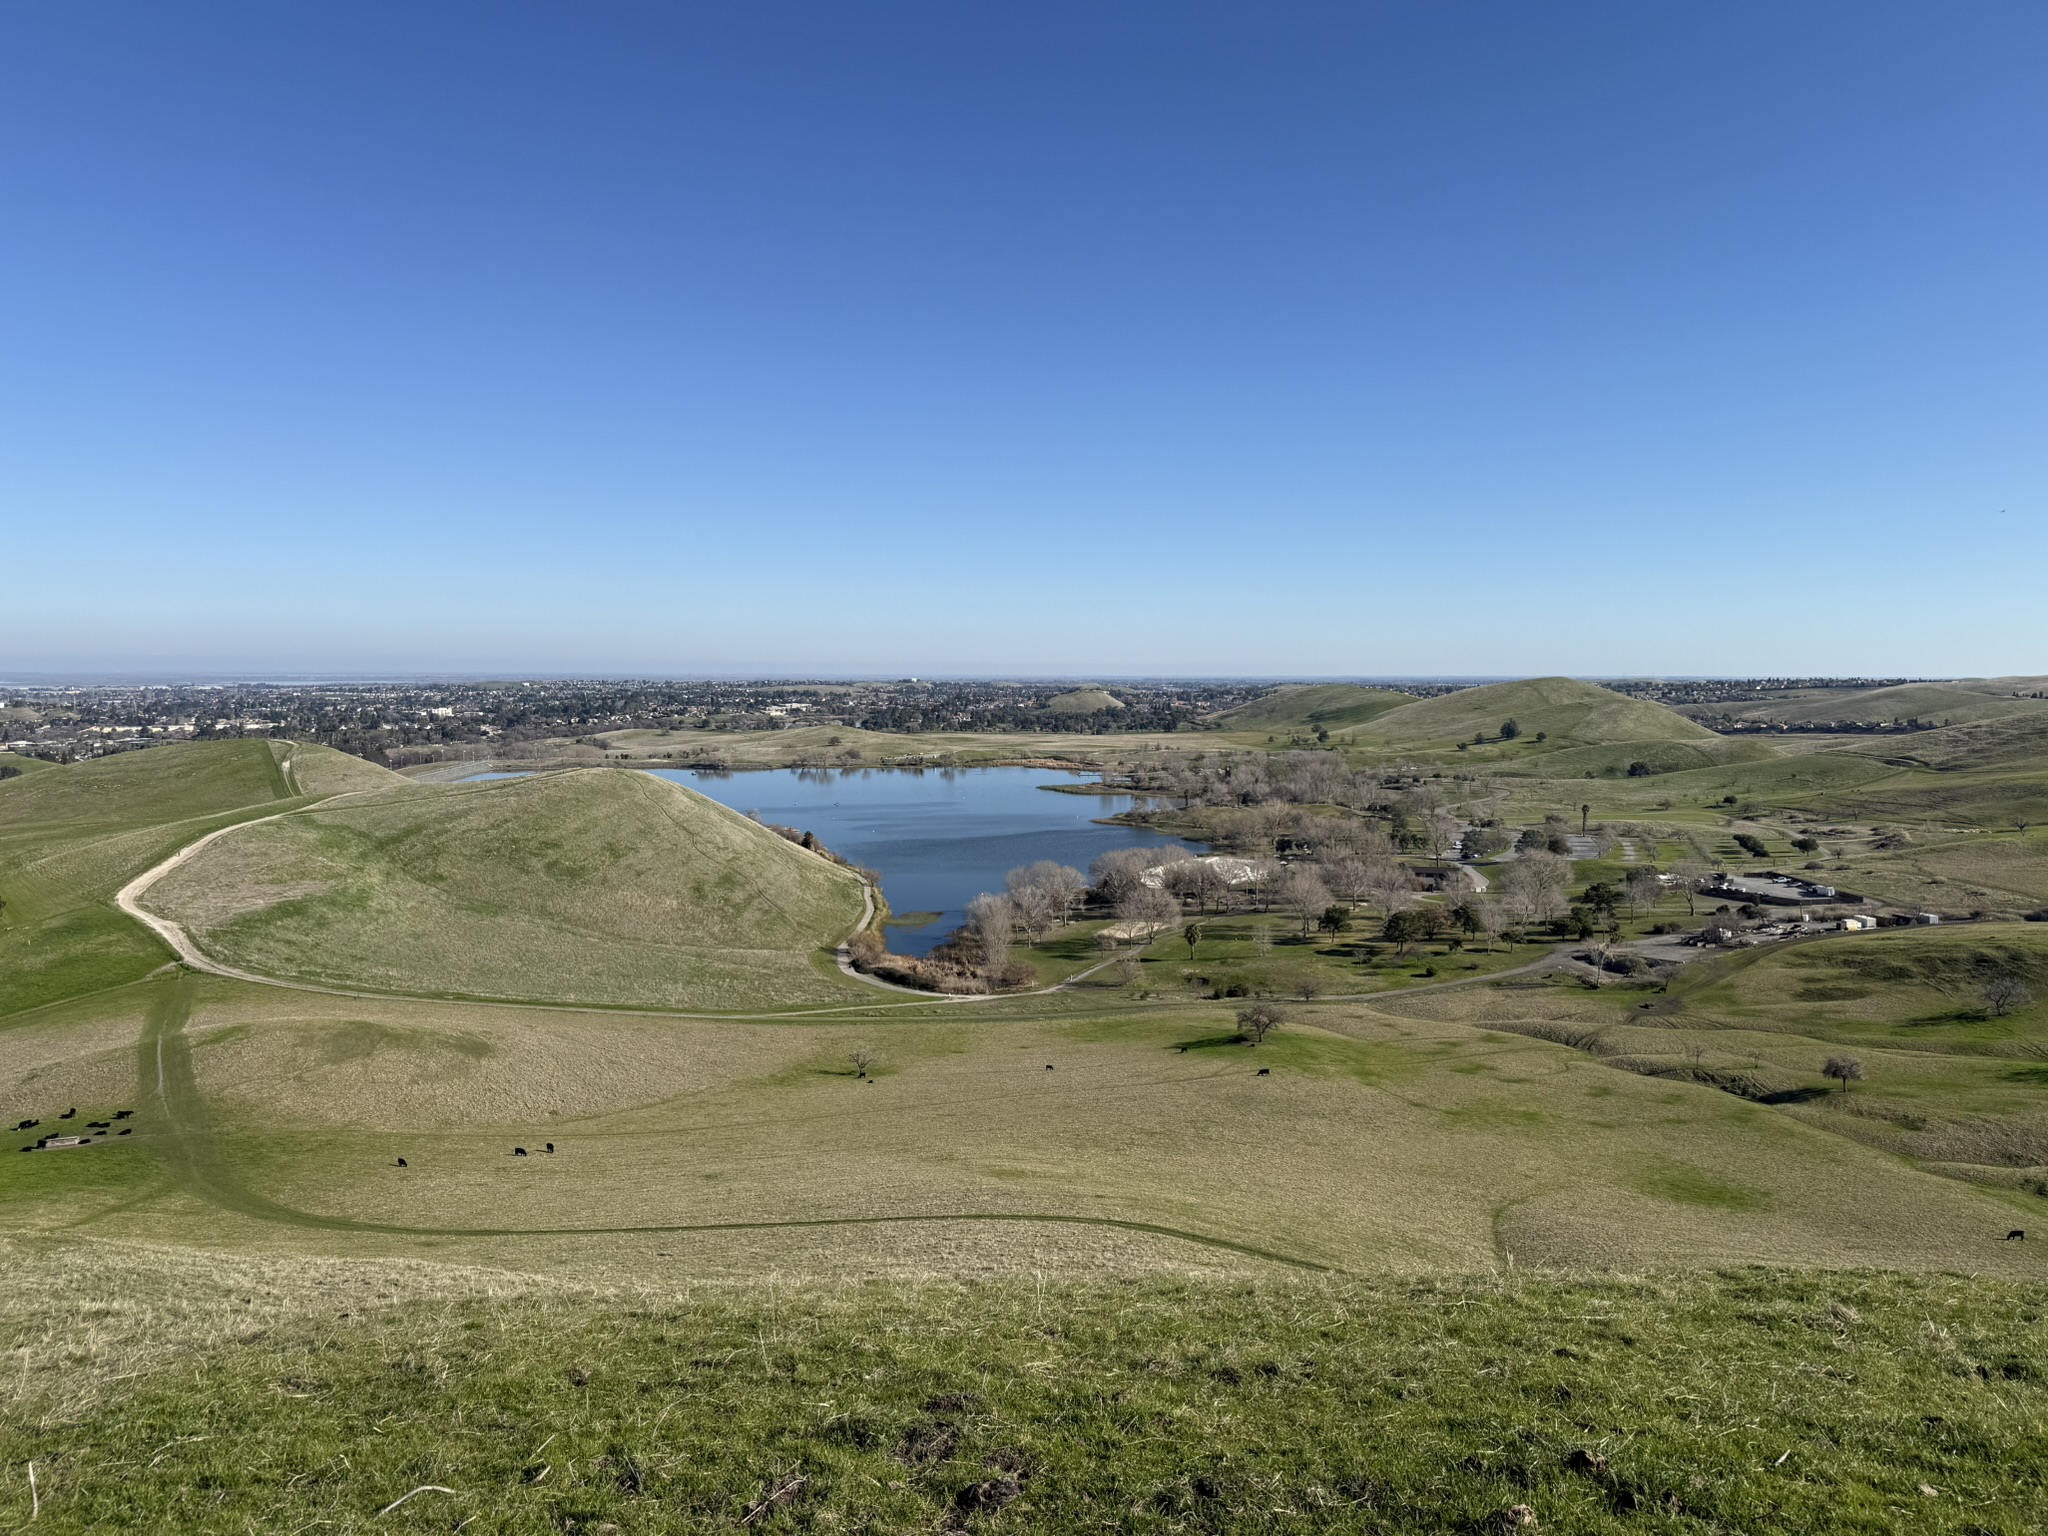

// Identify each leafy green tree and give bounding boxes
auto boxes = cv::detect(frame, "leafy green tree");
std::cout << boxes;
[1183,920,1203,961]
[1500,719,1521,740]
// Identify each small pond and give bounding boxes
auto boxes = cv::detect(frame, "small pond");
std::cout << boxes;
[649,766,1199,954]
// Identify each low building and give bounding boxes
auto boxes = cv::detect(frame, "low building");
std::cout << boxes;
[1839,915,1877,932]
[1915,912,1942,925]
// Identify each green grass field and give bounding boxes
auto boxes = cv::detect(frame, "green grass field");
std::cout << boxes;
[8,732,2048,1529]
[4,1241,2043,1533]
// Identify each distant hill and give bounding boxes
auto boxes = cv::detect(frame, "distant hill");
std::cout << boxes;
[1214,684,1416,732]
[1044,688,1125,716]
[141,768,868,1010]
[1343,677,1715,749]
[1692,680,2048,730]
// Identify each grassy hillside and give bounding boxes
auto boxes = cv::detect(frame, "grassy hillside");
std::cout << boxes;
[1214,683,1415,732]
[140,769,870,1009]
[0,742,302,1016]
[278,739,407,794]
[1043,686,1124,715]
[1343,677,1715,750]
[5,1241,2044,1534]
[1696,679,2048,729]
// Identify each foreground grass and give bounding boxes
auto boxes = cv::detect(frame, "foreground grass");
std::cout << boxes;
[3,1249,2045,1533]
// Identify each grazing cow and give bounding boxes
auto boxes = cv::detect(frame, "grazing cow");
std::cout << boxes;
[1257,1068,1271,1077]
[117,1129,131,1136]
[1045,1064,1054,1072]
[1176,1046,1188,1054]
[59,1108,75,1120]
[544,1143,555,1153]
[87,1121,108,1129]
[15,1120,35,1130]
[396,1157,408,1168]
[2007,1230,2026,1242]
[514,1147,528,1157]
[114,1110,133,1120]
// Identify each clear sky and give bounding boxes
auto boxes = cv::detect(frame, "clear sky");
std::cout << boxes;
[4,2,2043,680]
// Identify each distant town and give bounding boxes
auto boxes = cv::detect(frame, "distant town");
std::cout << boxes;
[0,674,1987,765]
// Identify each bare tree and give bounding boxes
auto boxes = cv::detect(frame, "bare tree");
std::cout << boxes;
[1500,851,1571,927]
[1275,866,1332,937]
[1424,809,1464,868]
[1090,847,1170,907]
[1116,883,1180,933]
[1007,860,1086,940]
[1985,976,2035,1017]
[1361,858,1417,918]
[1238,1002,1287,1045]
[967,892,1017,970]
[1623,866,1665,917]
[1474,898,1507,951]
[847,1044,877,1079]
[1669,858,1711,916]
[1822,1055,1864,1094]
[1316,855,1371,904]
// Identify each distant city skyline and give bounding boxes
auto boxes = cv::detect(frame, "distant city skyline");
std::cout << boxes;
[4,2,2043,677]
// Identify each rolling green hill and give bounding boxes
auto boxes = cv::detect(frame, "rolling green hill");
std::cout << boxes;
[141,768,869,1009]
[1214,683,1416,732]
[1342,677,1715,749]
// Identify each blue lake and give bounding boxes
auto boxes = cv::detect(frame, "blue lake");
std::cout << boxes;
[650,766,1199,954]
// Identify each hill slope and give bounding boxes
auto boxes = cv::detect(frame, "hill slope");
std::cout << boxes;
[141,768,869,1009]
[1344,677,1715,748]
[278,740,407,795]
[1688,679,2048,730]
[0,742,303,1014]
[1215,683,1416,732]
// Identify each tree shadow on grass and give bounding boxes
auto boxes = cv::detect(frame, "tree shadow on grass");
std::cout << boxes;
[1173,1032,1251,1053]
[1908,1008,1993,1027]
[1755,1086,1833,1105]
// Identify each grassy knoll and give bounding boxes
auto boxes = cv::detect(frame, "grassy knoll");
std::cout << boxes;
[1043,685,1125,715]
[1210,682,1416,732]
[139,769,870,1010]
[1340,678,1715,753]
[3,1239,2045,1534]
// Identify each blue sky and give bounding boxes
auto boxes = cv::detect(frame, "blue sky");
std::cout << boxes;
[4,1,2043,679]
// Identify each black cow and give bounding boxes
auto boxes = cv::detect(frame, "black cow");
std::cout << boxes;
[544,1143,555,1153]
[58,1108,74,1120]
[1045,1064,1055,1072]
[514,1147,528,1157]
[117,1129,131,1136]
[2007,1230,2026,1242]
[15,1120,35,1130]
[1257,1068,1271,1077]
[396,1157,408,1168]
[114,1110,133,1120]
